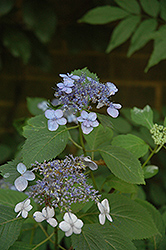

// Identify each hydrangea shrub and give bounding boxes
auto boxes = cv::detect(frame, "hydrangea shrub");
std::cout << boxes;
[0,68,165,250]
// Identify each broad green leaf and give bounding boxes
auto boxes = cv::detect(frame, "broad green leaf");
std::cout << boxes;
[98,145,145,184]
[140,0,160,17]
[27,97,47,116]
[105,175,137,194]
[106,116,132,133]
[84,124,113,150]
[128,19,158,57]
[97,113,113,129]
[106,15,141,53]
[160,0,166,21]
[3,28,31,64]
[149,183,166,206]
[0,205,23,250]
[0,160,19,184]
[145,36,166,72]
[108,194,159,240]
[0,189,28,208]
[78,6,129,24]
[115,0,141,14]
[0,144,11,163]
[72,223,136,250]
[23,0,56,43]
[143,165,159,179]
[9,241,36,250]
[135,199,165,245]
[111,134,149,158]
[72,67,99,81]
[0,0,15,16]
[131,105,154,129]
[22,114,69,167]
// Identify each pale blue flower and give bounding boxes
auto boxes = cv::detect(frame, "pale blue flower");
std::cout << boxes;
[15,199,33,218]
[14,163,35,192]
[77,111,99,134]
[106,82,118,95]
[97,198,113,225]
[107,103,122,118]
[37,101,49,111]
[59,212,83,237]
[45,109,67,131]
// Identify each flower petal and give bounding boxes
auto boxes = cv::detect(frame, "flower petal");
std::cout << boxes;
[47,218,58,227]
[99,213,105,225]
[57,83,64,88]
[64,88,72,94]
[107,107,119,118]
[46,207,55,218]
[25,205,33,212]
[97,202,104,214]
[17,163,27,174]
[106,213,113,222]
[54,109,63,118]
[64,212,77,224]
[22,210,28,218]
[14,176,28,192]
[77,116,84,122]
[81,124,93,134]
[14,202,23,212]
[59,221,71,232]
[24,199,31,207]
[48,120,59,131]
[88,112,97,121]
[112,103,122,109]
[73,227,82,234]
[92,120,99,128]
[83,157,98,171]
[81,111,88,120]
[65,228,73,237]
[101,199,110,213]
[33,211,45,222]
[74,219,84,229]
[56,117,67,125]
[96,102,104,109]
[23,171,35,181]
[45,109,55,119]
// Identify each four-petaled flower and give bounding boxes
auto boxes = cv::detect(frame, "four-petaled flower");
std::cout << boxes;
[97,198,113,225]
[59,212,83,237]
[57,79,74,94]
[107,103,122,118]
[14,163,35,192]
[45,109,67,131]
[33,207,58,227]
[14,199,33,218]
[83,156,98,170]
[77,111,99,134]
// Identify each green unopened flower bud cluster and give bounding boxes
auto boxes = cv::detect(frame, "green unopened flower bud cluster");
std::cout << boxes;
[150,124,166,145]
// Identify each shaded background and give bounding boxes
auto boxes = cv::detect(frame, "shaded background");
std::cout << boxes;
[0,0,166,156]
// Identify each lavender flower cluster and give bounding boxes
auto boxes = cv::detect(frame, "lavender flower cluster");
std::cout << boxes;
[29,155,100,211]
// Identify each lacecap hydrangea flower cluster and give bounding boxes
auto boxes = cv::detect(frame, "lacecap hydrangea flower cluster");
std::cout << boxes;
[40,70,121,134]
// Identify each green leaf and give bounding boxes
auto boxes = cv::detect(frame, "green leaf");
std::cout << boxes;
[145,36,166,72]
[160,0,166,21]
[98,145,145,184]
[128,19,158,57]
[0,0,15,16]
[105,175,137,194]
[140,0,160,17]
[108,194,159,240]
[78,6,129,24]
[97,113,113,129]
[71,67,99,81]
[3,28,31,64]
[131,105,154,129]
[143,165,159,179]
[106,15,141,53]
[115,0,141,14]
[9,241,36,250]
[23,0,56,43]
[72,223,136,250]
[135,199,165,245]
[0,189,28,208]
[107,116,132,133]
[0,160,19,184]
[22,114,69,167]
[84,124,113,150]
[0,205,23,250]
[27,97,47,116]
[111,134,149,158]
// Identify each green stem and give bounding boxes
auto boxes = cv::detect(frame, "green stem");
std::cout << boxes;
[54,227,58,250]
[79,124,86,155]
[32,232,54,250]
[38,223,54,244]
[58,245,67,250]
[69,136,83,150]
[141,145,158,168]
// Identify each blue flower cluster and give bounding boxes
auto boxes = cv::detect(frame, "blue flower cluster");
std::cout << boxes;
[43,70,121,134]
[29,155,100,211]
